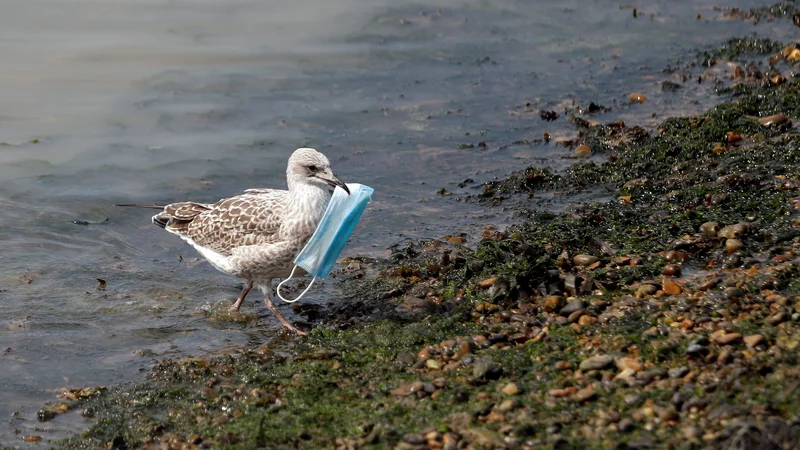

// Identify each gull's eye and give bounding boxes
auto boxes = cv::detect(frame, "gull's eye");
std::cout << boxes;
[307,165,318,172]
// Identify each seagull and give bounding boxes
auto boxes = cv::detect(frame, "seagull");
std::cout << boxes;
[120,148,349,335]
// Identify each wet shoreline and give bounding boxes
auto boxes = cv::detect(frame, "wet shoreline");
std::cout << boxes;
[19,26,800,449]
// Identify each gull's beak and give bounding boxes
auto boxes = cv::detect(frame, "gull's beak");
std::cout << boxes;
[316,173,350,195]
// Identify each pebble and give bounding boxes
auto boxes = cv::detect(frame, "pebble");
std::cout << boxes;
[473,359,503,380]
[713,332,742,345]
[560,299,585,316]
[479,277,497,289]
[574,145,591,158]
[663,264,681,276]
[662,278,681,295]
[718,223,748,239]
[668,367,689,379]
[404,433,426,445]
[614,368,636,382]
[767,312,787,326]
[615,357,642,372]
[496,399,519,413]
[567,309,589,323]
[442,433,458,450]
[723,287,745,300]
[618,418,635,432]
[426,359,442,370]
[743,334,764,348]
[699,221,720,236]
[543,295,564,312]
[578,315,597,326]
[579,354,614,371]
[555,361,573,370]
[759,113,789,127]
[637,284,658,296]
[685,344,708,357]
[573,386,596,402]
[683,425,702,440]
[623,394,642,406]
[549,387,576,398]
[628,93,647,103]
[573,254,599,266]
[725,239,744,254]
[501,383,520,395]
[664,250,686,262]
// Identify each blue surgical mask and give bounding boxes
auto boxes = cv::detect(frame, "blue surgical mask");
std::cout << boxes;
[277,183,374,303]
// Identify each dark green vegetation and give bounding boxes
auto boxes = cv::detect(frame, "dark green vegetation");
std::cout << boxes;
[50,38,800,450]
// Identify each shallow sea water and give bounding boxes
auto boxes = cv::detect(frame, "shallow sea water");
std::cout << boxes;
[0,0,791,445]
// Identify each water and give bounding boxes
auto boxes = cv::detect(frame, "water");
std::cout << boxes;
[0,0,787,445]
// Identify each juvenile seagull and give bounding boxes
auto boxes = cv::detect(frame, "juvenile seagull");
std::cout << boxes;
[142,148,348,335]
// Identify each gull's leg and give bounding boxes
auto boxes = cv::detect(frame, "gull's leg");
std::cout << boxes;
[229,280,254,312]
[264,284,307,336]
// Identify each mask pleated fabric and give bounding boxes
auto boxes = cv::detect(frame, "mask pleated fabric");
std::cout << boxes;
[277,183,374,303]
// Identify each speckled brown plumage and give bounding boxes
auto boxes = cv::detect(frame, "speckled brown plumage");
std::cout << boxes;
[150,148,349,335]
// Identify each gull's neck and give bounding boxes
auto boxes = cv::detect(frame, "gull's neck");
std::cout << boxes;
[279,181,331,239]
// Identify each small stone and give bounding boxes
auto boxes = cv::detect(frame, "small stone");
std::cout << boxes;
[442,433,459,450]
[573,254,599,267]
[573,386,596,402]
[766,312,787,326]
[543,295,564,312]
[496,399,519,413]
[717,348,733,364]
[579,354,614,371]
[426,359,442,370]
[668,367,689,378]
[473,359,503,380]
[743,334,764,348]
[723,287,745,300]
[725,239,743,254]
[628,93,647,103]
[664,250,686,262]
[623,394,642,406]
[404,433,426,445]
[479,277,497,289]
[718,223,748,239]
[699,221,720,237]
[574,145,591,158]
[663,264,681,276]
[555,361,573,370]
[663,278,681,295]
[408,381,425,394]
[713,332,742,345]
[685,344,708,357]
[560,299,584,316]
[759,113,789,127]
[578,315,597,326]
[614,368,636,381]
[502,383,520,395]
[615,357,642,372]
[618,418,635,432]
[425,430,442,443]
[567,309,588,323]
[683,425,702,440]
[548,387,576,398]
[637,284,658,296]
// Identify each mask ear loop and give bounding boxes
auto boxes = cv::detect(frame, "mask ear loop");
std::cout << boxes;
[276,266,317,304]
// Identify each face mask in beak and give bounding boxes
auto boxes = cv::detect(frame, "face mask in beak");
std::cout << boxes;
[315,173,350,195]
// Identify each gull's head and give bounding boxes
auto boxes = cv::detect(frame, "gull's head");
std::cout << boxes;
[287,148,349,194]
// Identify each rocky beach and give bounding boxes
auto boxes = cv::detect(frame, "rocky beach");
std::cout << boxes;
[3,3,800,450]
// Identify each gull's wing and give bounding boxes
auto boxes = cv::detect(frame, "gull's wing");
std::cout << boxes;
[153,190,287,255]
